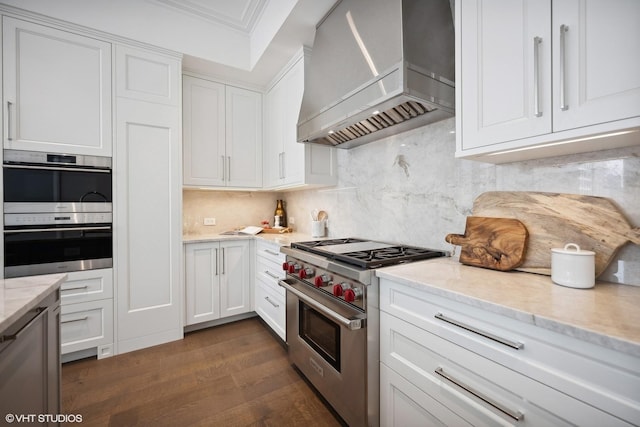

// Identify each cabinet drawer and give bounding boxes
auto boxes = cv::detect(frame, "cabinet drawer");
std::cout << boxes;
[61,299,113,355]
[381,363,472,427]
[255,277,285,340]
[60,269,113,305]
[380,279,640,424]
[256,256,285,298]
[381,312,630,426]
[256,240,285,264]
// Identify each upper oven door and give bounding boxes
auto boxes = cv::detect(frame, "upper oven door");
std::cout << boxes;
[3,150,112,213]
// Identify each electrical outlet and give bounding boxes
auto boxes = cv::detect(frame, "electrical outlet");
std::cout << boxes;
[289,216,295,225]
[203,217,216,226]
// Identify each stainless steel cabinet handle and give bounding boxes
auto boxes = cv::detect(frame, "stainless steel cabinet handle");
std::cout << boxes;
[435,367,524,421]
[264,249,280,256]
[281,152,286,179]
[215,248,219,276]
[264,296,279,308]
[227,156,231,181]
[221,248,225,274]
[435,312,523,350]
[61,316,89,324]
[533,36,543,117]
[278,152,283,179]
[221,155,226,181]
[559,24,569,111]
[264,270,279,279]
[61,285,89,292]
[0,307,45,344]
[7,101,13,141]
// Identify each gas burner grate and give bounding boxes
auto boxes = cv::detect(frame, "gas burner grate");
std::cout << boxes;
[334,246,446,268]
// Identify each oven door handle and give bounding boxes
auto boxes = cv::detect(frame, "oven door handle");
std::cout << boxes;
[279,279,364,330]
[3,164,110,174]
[4,226,112,234]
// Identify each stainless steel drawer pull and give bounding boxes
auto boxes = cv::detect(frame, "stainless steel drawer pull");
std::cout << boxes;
[533,36,542,117]
[264,249,280,256]
[264,270,280,279]
[61,316,89,324]
[435,312,523,350]
[435,367,524,421]
[61,285,89,292]
[264,296,279,308]
[559,24,569,111]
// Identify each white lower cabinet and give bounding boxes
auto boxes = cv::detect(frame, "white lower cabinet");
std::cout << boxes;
[253,240,286,340]
[185,240,252,326]
[59,269,114,360]
[379,278,640,426]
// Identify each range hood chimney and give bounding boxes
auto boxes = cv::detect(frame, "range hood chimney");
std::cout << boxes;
[297,0,455,149]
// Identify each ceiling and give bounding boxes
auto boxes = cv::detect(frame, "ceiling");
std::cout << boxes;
[0,0,339,88]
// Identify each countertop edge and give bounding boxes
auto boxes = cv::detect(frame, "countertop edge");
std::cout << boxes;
[0,273,67,333]
[376,260,640,358]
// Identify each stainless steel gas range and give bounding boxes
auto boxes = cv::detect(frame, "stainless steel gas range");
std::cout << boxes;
[279,238,447,426]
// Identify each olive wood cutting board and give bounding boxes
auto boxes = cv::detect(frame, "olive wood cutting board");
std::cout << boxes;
[445,217,529,271]
[473,191,640,277]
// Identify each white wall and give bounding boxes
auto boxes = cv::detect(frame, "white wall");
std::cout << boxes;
[284,118,640,286]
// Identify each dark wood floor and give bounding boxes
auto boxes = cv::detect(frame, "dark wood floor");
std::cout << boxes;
[62,318,342,426]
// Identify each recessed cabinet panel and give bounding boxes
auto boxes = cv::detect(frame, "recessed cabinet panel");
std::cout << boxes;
[226,86,262,188]
[116,45,180,106]
[2,17,112,156]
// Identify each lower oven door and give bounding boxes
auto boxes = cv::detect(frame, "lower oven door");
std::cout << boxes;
[280,278,367,427]
[4,225,112,278]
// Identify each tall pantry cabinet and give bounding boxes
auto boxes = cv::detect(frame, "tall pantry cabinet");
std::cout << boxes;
[114,45,183,354]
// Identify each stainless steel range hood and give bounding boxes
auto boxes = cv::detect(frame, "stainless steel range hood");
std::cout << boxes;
[297,0,455,149]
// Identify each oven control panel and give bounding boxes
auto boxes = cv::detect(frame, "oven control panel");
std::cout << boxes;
[283,256,366,311]
[5,212,113,226]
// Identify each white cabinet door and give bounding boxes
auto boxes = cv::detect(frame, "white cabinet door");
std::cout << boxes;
[115,97,182,354]
[116,45,180,106]
[185,240,251,326]
[552,0,640,132]
[185,242,221,325]
[262,52,338,190]
[2,17,112,156]
[226,86,262,188]
[219,240,252,317]
[460,0,552,149]
[183,76,226,186]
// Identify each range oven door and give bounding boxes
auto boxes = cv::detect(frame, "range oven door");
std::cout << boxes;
[3,223,112,278]
[280,278,367,427]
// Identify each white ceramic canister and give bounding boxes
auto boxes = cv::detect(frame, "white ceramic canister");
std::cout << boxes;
[551,243,595,289]
[311,220,326,238]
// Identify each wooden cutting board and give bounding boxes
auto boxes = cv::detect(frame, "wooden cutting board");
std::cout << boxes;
[445,217,529,271]
[473,192,640,277]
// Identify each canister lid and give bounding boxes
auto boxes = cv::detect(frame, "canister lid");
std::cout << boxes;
[551,243,595,256]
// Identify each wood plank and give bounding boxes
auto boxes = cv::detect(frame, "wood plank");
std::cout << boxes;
[62,318,342,426]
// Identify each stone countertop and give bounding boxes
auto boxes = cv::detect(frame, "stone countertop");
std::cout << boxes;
[0,273,67,333]
[183,232,315,246]
[376,257,640,358]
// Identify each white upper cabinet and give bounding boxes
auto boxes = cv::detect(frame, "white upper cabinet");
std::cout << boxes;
[457,0,640,162]
[2,17,112,156]
[263,50,337,190]
[183,75,262,189]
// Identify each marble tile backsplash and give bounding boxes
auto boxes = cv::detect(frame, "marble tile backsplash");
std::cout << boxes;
[284,118,640,286]
[183,117,640,285]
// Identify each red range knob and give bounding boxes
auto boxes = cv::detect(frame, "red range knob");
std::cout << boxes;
[314,274,331,287]
[288,264,301,274]
[344,288,356,302]
[282,262,290,271]
[333,284,344,296]
[300,267,314,279]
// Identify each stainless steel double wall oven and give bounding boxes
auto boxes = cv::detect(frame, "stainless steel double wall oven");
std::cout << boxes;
[3,149,112,278]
